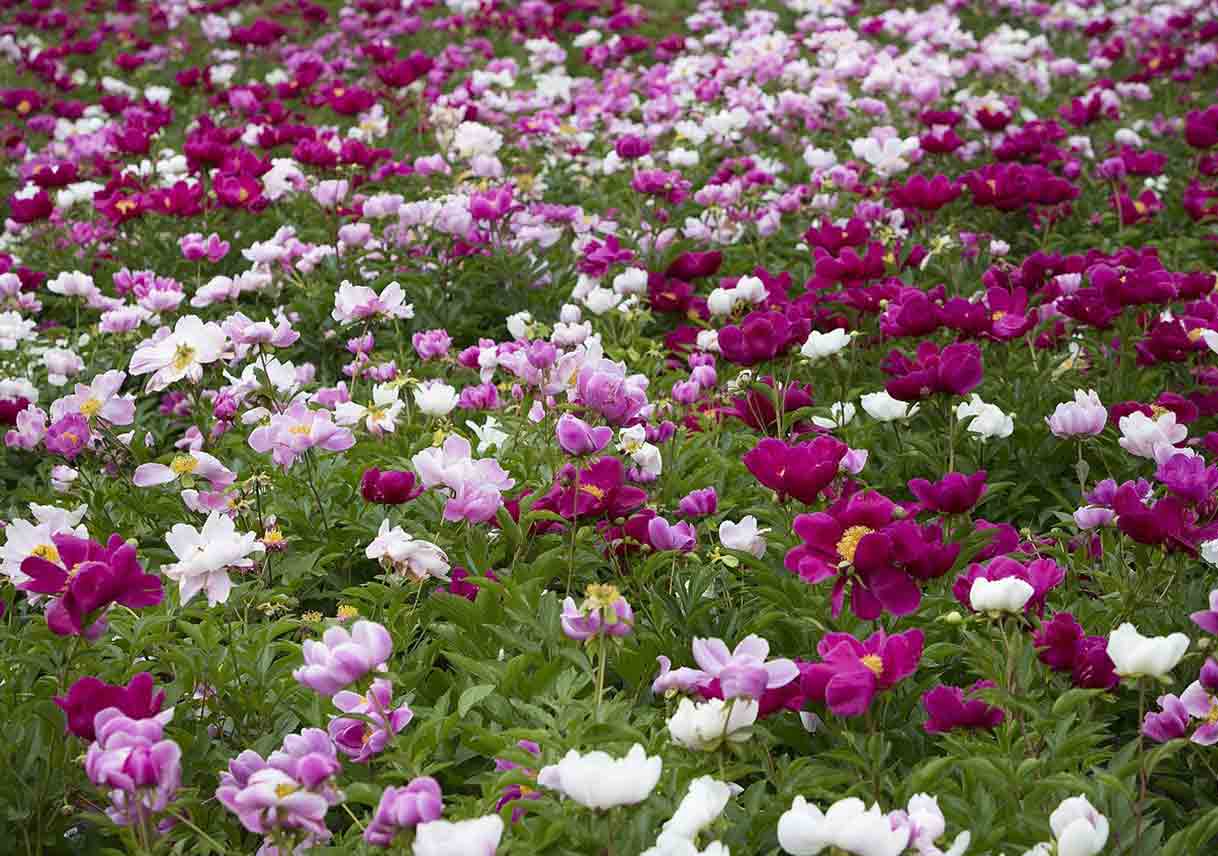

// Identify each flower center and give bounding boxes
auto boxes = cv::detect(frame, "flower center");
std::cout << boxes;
[31,543,59,563]
[835,525,874,565]
[581,483,605,500]
[1208,705,1218,726]
[1149,405,1170,419]
[171,344,196,371]
[585,583,620,610]
[991,310,1006,321]
[274,783,298,799]
[860,654,884,677]
[79,397,102,419]
[170,455,198,475]
[288,423,312,435]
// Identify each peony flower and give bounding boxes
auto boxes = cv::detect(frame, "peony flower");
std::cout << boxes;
[1047,390,1107,438]
[718,516,768,558]
[84,710,181,827]
[556,413,613,456]
[560,583,633,641]
[293,620,393,696]
[922,682,1005,734]
[363,777,443,847]
[667,697,759,751]
[686,635,798,700]
[128,316,227,392]
[1106,623,1189,680]
[537,744,662,809]
[956,394,1014,440]
[414,380,459,417]
[800,329,853,362]
[133,450,235,489]
[801,628,923,718]
[414,815,504,856]
[660,776,732,842]
[860,390,920,422]
[162,511,265,606]
[1191,588,1218,634]
[777,796,910,856]
[969,577,1034,615]
[328,678,413,762]
[365,520,450,580]
[1048,795,1108,856]
[55,673,167,742]
[18,533,163,638]
[1118,410,1187,460]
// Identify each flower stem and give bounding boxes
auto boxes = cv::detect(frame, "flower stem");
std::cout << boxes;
[594,639,608,722]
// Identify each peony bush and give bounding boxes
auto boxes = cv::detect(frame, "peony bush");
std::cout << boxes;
[2,0,1218,853]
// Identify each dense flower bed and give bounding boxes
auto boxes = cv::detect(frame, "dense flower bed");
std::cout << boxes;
[2,0,1218,853]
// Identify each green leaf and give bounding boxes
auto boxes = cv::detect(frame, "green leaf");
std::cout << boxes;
[457,683,498,718]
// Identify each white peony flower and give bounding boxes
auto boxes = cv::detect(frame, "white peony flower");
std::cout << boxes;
[969,577,1033,615]
[1106,623,1189,679]
[801,329,853,362]
[163,511,265,607]
[777,796,909,856]
[1048,795,1108,856]
[537,744,662,809]
[860,391,919,422]
[414,814,504,856]
[718,516,768,558]
[667,697,759,751]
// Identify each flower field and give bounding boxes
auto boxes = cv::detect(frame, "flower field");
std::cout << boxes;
[4,0,1218,853]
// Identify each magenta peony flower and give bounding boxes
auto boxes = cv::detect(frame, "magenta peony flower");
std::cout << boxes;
[55,673,166,741]
[883,341,983,402]
[801,628,924,717]
[743,435,848,505]
[922,681,1005,733]
[360,468,422,504]
[908,470,987,514]
[19,533,163,638]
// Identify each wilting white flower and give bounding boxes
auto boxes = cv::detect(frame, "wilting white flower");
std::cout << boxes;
[1106,622,1189,679]
[537,744,662,809]
[668,697,759,751]
[366,520,450,581]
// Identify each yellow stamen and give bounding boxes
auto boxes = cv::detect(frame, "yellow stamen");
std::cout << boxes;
[170,455,198,476]
[274,783,298,798]
[171,344,196,371]
[835,525,874,565]
[31,544,59,563]
[861,654,884,677]
[79,397,102,419]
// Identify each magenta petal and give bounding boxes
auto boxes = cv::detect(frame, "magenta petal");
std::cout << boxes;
[825,669,878,717]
